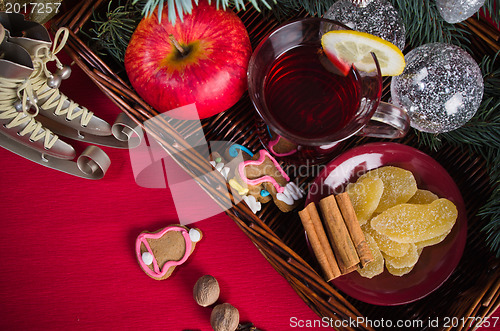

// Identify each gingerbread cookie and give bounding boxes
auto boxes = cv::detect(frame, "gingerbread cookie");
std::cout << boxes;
[268,130,298,157]
[210,146,266,214]
[209,152,231,180]
[135,225,202,280]
[208,147,258,215]
[209,144,254,181]
[225,144,254,161]
[231,149,304,212]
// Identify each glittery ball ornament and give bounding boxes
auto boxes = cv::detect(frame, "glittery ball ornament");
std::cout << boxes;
[323,0,406,50]
[436,0,486,24]
[391,43,483,134]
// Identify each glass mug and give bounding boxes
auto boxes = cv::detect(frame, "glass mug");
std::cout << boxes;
[247,18,410,164]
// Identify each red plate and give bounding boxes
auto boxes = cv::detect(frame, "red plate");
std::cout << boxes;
[306,142,467,306]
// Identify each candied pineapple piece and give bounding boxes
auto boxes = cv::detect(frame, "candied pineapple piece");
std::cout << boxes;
[346,177,384,225]
[386,263,415,276]
[383,243,419,269]
[363,222,410,257]
[408,189,439,204]
[357,233,384,279]
[415,229,451,249]
[371,199,458,243]
[358,166,418,213]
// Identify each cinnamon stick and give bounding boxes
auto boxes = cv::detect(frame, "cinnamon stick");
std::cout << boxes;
[319,195,360,273]
[299,202,341,281]
[335,192,373,267]
[307,203,342,279]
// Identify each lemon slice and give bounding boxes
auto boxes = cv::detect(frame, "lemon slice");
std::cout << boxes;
[321,30,405,76]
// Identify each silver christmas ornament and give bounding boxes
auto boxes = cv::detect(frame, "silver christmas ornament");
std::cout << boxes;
[436,0,486,24]
[323,0,406,50]
[391,43,483,134]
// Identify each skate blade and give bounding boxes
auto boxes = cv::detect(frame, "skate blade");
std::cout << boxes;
[0,131,110,179]
[36,112,141,149]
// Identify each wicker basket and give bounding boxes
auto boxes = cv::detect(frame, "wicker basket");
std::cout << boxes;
[53,1,500,329]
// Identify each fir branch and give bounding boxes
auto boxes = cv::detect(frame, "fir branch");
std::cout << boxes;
[478,53,500,255]
[441,98,500,152]
[389,0,471,49]
[482,52,500,97]
[280,0,335,16]
[132,0,277,24]
[88,0,143,63]
[481,185,500,257]
[265,0,336,20]
[133,0,496,46]
[481,0,499,28]
[415,96,500,170]
[414,131,443,151]
[132,0,338,25]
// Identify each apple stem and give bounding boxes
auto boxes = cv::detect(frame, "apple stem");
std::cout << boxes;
[169,34,188,57]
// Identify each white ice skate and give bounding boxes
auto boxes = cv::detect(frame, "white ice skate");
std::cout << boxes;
[0,23,110,179]
[0,12,137,149]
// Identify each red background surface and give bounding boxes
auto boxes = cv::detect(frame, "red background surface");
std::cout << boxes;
[0,55,322,330]
[1,19,499,331]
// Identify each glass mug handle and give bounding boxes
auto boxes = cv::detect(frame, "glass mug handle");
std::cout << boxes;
[358,102,410,138]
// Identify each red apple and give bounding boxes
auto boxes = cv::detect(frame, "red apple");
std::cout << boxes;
[124,1,252,120]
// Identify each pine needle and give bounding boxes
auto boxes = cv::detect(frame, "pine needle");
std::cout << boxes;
[133,0,277,23]
[481,0,499,28]
[87,0,143,63]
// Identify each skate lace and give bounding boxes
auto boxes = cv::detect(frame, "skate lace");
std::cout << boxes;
[30,28,93,127]
[0,78,58,149]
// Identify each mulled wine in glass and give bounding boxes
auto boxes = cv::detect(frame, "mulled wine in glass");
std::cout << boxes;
[248,18,409,164]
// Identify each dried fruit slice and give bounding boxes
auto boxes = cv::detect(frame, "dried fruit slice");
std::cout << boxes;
[357,232,384,279]
[357,166,418,213]
[321,30,405,76]
[383,243,419,269]
[363,222,410,257]
[371,198,458,243]
[408,189,439,204]
[415,230,451,250]
[386,263,415,277]
[346,176,384,225]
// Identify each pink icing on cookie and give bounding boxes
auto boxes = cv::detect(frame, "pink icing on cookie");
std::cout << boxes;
[136,226,192,278]
[268,136,297,157]
[238,150,290,194]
